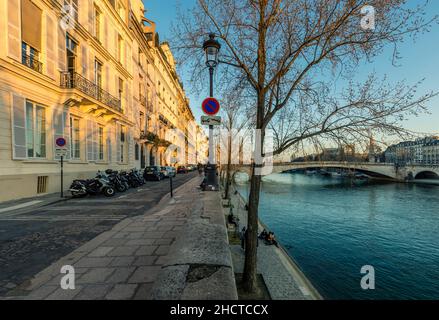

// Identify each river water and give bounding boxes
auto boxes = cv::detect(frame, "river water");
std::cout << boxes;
[235,173,439,300]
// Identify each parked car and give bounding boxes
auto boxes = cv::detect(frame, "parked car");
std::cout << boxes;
[187,165,196,172]
[177,166,188,174]
[144,166,164,181]
[161,166,170,178]
[166,166,177,178]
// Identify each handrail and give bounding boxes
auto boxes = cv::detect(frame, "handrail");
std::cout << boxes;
[60,72,122,112]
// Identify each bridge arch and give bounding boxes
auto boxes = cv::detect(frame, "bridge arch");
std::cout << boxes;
[415,171,439,180]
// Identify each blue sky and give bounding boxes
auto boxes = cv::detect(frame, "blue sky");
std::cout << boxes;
[143,0,439,137]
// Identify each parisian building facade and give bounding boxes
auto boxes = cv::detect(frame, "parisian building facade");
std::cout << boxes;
[0,0,208,202]
[384,136,439,166]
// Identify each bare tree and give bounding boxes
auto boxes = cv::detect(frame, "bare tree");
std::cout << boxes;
[219,87,253,200]
[172,0,438,294]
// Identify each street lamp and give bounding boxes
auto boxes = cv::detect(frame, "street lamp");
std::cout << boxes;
[202,33,221,191]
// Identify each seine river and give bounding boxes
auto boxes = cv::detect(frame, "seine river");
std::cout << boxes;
[235,173,439,300]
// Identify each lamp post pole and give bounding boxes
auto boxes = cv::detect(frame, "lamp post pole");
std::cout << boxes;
[203,34,221,191]
[208,67,215,165]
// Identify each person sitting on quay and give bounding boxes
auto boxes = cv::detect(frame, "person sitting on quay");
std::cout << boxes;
[266,232,279,248]
[258,229,268,240]
[228,212,239,229]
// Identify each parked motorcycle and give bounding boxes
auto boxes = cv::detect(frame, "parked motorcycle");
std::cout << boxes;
[69,171,116,197]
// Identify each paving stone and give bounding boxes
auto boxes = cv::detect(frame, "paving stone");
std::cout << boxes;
[125,239,156,246]
[89,247,114,257]
[76,257,113,268]
[77,268,115,284]
[126,232,144,240]
[128,266,162,284]
[133,283,153,300]
[154,256,170,266]
[155,225,174,231]
[133,256,157,266]
[154,238,173,245]
[108,246,139,257]
[135,246,158,256]
[142,231,166,239]
[106,267,136,284]
[154,245,171,256]
[109,257,135,267]
[45,286,83,300]
[163,231,179,238]
[123,227,147,232]
[105,284,138,300]
[27,285,58,300]
[102,238,128,247]
[75,284,113,300]
[113,232,130,239]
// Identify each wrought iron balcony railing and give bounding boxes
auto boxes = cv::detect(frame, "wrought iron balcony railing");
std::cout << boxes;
[22,53,43,73]
[60,72,122,112]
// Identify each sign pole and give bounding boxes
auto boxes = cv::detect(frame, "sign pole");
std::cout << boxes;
[170,176,173,198]
[60,155,64,198]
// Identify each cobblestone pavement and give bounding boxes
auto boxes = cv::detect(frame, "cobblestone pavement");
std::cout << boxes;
[1,175,203,300]
[0,172,199,297]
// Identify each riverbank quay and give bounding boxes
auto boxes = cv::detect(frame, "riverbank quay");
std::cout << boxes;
[225,183,322,300]
[2,176,237,300]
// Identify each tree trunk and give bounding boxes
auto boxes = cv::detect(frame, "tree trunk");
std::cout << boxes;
[224,131,232,199]
[242,95,265,294]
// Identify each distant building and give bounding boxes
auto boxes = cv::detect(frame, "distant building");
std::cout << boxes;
[384,137,439,165]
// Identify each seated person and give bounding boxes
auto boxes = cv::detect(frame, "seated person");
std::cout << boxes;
[228,213,239,228]
[258,229,268,240]
[265,232,279,247]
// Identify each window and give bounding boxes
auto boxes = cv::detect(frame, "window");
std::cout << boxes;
[64,0,78,22]
[25,100,46,158]
[94,59,102,88]
[70,116,80,159]
[94,6,101,41]
[135,144,139,161]
[120,125,126,163]
[98,126,104,161]
[140,112,145,132]
[118,77,124,110]
[66,35,77,82]
[22,42,41,73]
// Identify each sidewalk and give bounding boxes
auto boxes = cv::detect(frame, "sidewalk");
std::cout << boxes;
[227,184,322,300]
[0,193,70,216]
[4,175,237,300]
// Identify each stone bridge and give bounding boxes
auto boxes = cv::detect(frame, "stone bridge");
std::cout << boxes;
[222,162,439,182]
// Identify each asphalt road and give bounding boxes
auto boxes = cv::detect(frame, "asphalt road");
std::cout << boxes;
[0,171,199,297]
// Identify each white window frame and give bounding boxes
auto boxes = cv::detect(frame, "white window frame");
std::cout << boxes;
[25,100,47,159]
[70,116,81,160]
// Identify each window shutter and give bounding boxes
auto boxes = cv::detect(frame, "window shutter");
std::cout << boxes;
[88,0,94,34]
[53,106,70,160]
[81,46,88,77]
[93,122,98,161]
[11,94,27,159]
[107,125,112,163]
[45,14,56,79]
[7,0,21,60]
[21,0,42,51]
[86,119,93,161]
[103,16,108,49]
[128,128,134,164]
[116,123,121,163]
[57,25,66,71]
[64,109,71,160]
[105,65,110,93]
[125,82,130,116]
[89,53,94,82]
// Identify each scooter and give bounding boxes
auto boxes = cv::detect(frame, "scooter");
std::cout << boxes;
[69,171,116,197]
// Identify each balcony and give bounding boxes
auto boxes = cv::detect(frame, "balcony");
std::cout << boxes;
[22,53,43,73]
[60,72,122,112]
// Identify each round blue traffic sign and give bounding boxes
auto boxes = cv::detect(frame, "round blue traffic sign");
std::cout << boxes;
[56,137,67,148]
[202,98,220,116]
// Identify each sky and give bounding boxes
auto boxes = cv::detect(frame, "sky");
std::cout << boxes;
[143,0,439,140]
